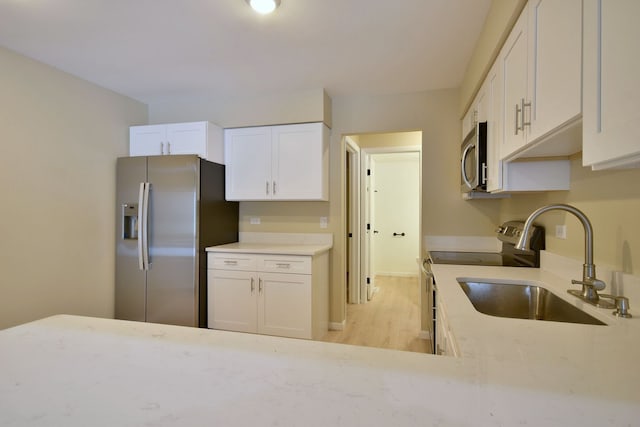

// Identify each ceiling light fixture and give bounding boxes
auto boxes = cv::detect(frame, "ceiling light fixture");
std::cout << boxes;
[247,0,280,14]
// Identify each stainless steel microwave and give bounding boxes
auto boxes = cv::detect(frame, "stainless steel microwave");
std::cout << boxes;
[461,121,488,193]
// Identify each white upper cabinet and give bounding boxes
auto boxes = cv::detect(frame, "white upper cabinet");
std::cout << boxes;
[129,121,224,164]
[481,52,570,194]
[224,122,329,201]
[501,0,583,160]
[582,0,640,170]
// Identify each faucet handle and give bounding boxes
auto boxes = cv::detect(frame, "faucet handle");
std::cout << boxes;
[571,278,606,291]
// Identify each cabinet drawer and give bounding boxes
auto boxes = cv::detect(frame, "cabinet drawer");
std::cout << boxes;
[208,253,257,271]
[259,255,311,274]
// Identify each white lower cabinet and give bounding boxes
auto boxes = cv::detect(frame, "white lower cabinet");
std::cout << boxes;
[435,293,459,357]
[207,252,328,340]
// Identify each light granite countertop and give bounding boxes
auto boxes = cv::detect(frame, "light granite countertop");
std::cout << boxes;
[206,231,333,256]
[1,308,639,426]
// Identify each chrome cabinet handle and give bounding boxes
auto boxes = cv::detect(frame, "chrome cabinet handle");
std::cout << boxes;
[481,163,488,185]
[275,263,290,269]
[521,98,531,129]
[167,142,171,154]
[259,278,263,293]
[266,181,269,195]
[160,142,164,154]
[272,181,276,195]
[223,260,238,265]
[515,102,521,135]
[250,277,255,293]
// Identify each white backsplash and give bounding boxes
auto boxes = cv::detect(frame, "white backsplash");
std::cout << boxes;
[540,250,640,303]
[424,235,501,253]
[239,232,333,246]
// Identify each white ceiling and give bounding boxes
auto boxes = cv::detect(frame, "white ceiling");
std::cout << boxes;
[0,0,491,104]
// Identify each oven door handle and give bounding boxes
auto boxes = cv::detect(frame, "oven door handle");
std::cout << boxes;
[421,258,434,278]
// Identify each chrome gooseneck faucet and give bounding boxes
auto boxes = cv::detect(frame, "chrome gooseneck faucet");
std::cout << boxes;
[515,204,615,309]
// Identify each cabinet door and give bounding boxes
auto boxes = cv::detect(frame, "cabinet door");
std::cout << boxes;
[224,127,273,200]
[208,269,257,333]
[500,9,528,158]
[527,0,582,142]
[258,272,311,339]
[129,125,166,156]
[271,123,328,201]
[583,0,640,170]
[485,60,504,192]
[165,122,207,157]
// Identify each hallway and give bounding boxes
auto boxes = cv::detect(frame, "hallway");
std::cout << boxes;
[321,276,430,353]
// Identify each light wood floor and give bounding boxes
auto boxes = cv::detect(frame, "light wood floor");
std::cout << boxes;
[321,275,431,354]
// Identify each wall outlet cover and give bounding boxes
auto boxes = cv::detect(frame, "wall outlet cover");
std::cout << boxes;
[320,217,328,229]
[555,225,567,239]
[250,217,261,225]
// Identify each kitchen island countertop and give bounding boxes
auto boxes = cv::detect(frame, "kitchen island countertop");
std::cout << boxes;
[1,308,639,426]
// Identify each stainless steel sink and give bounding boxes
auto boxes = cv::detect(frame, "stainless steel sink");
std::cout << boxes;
[457,280,606,325]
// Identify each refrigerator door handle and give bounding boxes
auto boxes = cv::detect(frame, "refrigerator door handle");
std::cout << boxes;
[137,182,145,270]
[141,182,151,270]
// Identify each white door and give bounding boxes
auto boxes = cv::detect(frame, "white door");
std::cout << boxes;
[371,153,420,276]
[208,270,257,333]
[272,123,324,200]
[129,124,166,156]
[165,122,207,157]
[224,127,272,200]
[501,9,528,157]
[258,272,311,339]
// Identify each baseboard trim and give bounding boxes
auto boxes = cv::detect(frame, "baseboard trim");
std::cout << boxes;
[374,272,419,278]
[329,320,346,331]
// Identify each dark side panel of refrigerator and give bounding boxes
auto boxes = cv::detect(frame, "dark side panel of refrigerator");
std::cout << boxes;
[115,155,238,328]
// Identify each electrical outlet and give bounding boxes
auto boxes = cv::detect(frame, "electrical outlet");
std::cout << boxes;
[250,217,261,225]
[320,217,328,229]
[555,225,567,239]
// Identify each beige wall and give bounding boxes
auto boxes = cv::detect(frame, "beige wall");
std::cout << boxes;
[0,47,147,329]
[459,0,526,116]
[500,155,640,275]
[356,131,422,148]
[148,88,331,129]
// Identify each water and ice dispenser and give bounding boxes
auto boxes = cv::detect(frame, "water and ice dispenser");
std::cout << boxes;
[122,203,139,240]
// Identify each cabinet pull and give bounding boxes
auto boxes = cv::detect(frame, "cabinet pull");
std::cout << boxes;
[515,103,521,135]
[275,263,291,269]
[521,98,531,129]
[250,277,255,293]
[273,181,276,195]
[266,181,269,195]
[223,260,238,265]
[160,142,165,154]
[167,142,171,154]
[259,278,263,293]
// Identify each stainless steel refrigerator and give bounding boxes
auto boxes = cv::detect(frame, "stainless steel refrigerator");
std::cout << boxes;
[115,155,238,327]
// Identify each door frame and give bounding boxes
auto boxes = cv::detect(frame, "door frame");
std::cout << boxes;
[361,145,422,304]
[345,136,362,304]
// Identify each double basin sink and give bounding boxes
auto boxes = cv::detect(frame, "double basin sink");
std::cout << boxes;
[457,279,606,326]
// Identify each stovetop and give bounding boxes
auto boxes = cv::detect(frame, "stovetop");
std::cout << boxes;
[426,220,545,268]
[428,251,534,268]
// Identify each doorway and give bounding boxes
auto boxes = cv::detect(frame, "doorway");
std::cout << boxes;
[343,132,422,306]
[363,148,421,302]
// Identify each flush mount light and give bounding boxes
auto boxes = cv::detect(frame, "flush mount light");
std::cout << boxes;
[247,0,281,14]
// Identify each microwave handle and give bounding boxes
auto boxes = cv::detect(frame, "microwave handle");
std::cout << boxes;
[461,143,475,189]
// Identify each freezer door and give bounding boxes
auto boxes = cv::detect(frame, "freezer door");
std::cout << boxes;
[146,155,199,326]
[115,157,148,322]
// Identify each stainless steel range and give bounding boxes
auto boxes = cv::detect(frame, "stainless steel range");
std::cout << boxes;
[421,221,545,354]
